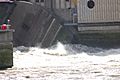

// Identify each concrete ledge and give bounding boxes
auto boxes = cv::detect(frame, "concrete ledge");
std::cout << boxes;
[73,32,120,48]
[0,31,13,42]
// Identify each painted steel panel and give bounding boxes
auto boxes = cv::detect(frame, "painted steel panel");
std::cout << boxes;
[78,0,120,23]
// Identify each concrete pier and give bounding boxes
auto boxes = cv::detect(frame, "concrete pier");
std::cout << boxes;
[0,31,13,69]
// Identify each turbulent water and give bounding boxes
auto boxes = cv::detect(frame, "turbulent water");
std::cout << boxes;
[0,42,120,80]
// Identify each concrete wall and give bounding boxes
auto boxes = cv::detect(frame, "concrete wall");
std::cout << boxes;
[10,1,63,48]
[0,31,13,42]
[29,0,75,9]
[0,31,13,68]
[0,42,13,68]
[29,0,76,22]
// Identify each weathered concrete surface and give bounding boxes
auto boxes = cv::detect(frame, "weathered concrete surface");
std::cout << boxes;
[0,42,13,69]
[72,32,120,48]
[10,1,63,48]
[0,31,13,69]
[0,43,13,68]
[0,31,13,42]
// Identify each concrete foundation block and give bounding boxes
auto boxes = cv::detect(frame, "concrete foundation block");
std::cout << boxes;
[0,42,13,69]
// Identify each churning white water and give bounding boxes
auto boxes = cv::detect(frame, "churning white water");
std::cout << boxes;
[1,42,120,80]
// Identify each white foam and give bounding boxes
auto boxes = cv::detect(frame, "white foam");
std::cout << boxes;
[13,42,120,80]
[43,42,67,56]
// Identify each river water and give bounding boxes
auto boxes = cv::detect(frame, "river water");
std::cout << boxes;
[0,42,120,80]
